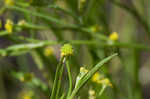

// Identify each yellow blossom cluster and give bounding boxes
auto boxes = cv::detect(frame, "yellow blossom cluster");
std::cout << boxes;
[60,44,73,57]
[98,78,112,87]
[80,67,88,74]
[18,20,26,26]
[5,19,13,33]
[109,32,118,41]
[92,72,112,87]
[92,72,101,82]
[4,0,14,6]
[75,67,89,87]
[88,89,96,99]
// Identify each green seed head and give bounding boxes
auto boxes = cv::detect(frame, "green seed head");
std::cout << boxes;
[61,44,73,57]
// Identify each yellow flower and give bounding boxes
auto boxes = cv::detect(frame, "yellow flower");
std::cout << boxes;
[5,19,13,33]
[80,67,88,74]
[18,20,26,26]
[98,78,112,87]
[5,0,14,6]
[61,44,73,57]
[75,67,88,87]
[88,89,95,96]
[88,89,96,99]
[109,32,118,41]
[92,73,112,87]
[44,46,54,56]
[92,72,101,82]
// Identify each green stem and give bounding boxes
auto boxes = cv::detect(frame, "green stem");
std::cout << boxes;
[1,38,150,57]
[6,5,70,26]
[56,63,65,99]
[48,5,80,22]
[6,5,109,40]
[60,93,65,99]
[99,85,106,96]
[66,60,72,98]
[21,23,48,30]
[80,28,109,41]
[14,36,150,51]
[133,50,142,99]
[50,57,65,99]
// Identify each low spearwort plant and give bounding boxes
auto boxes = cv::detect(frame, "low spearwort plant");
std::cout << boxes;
[0,0,150,99]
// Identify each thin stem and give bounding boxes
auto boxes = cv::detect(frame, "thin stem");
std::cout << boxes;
[133,50,142,99]
[50,57,65,99]
[99,85,106,96]
[60,93,65,99]
[1,38,150,57]
[20,23,48,30]
[48,5,80,22]
[80,28,109,41]
[66,60,73,98]
[56,63,65,99]
[6,5,74,27]
[6,5,109,40]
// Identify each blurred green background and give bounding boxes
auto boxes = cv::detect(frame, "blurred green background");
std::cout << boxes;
[0,0,150,99]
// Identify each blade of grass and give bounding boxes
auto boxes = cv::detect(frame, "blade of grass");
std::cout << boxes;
[68,53,118,99]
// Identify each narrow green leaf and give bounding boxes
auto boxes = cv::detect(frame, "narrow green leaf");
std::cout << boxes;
[69,53,118,99]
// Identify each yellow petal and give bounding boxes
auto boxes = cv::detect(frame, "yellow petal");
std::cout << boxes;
[109,32,118,41]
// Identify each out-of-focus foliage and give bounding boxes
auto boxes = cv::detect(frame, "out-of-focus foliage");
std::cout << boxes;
[0,0,150,99]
